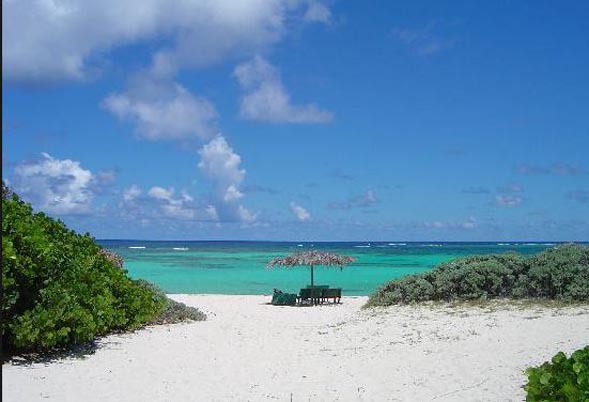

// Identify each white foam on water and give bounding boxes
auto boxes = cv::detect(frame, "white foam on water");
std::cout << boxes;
[173,247,189,251]
[128,246,146,249]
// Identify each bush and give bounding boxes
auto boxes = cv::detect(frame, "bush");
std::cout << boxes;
[2,182,177,352]
[136,280,206,324]
[525,346,589,401]
[526,245,589,300]
[366,244,589,307]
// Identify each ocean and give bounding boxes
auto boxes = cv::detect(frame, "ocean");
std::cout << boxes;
[97,241,572,296]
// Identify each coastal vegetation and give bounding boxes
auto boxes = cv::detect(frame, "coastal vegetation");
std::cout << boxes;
[2,182,204,354]
[366,244,589,307]
[525,346,589,401]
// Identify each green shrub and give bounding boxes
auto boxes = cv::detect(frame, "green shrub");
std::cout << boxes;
[433,255,522,301]
[526,245,589,300]
[525,346,589,401]
[366,245,589,307]
[2,182,170,352]
[135,280,206,324]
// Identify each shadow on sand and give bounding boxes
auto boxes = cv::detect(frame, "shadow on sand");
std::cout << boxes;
[2,341,103,366]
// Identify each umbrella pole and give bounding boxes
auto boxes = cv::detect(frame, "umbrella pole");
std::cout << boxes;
[311,265,315,305]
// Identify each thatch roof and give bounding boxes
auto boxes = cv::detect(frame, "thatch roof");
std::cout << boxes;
[267,251,355,268]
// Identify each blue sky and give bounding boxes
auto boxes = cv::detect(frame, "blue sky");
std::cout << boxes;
[2,0,588,241]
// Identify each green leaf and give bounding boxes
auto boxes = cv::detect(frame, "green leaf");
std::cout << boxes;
[539,373,552,385]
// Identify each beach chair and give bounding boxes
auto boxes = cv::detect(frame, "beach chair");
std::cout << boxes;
[324,288,342,303]
[271,289,296,306]
[297,288,313,305]
[305,285,329,304]
[310,287,324,305]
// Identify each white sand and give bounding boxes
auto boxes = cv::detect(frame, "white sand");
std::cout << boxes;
[3,295,588,402]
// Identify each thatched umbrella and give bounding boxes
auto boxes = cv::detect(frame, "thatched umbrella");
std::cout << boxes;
[267,251,355,295]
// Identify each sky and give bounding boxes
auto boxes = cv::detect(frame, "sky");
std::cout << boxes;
[2,0,589,241]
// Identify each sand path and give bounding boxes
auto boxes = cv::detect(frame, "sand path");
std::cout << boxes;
[3,295,588,401]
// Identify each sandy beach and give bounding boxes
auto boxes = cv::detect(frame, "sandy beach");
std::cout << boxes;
[3,295,588,401]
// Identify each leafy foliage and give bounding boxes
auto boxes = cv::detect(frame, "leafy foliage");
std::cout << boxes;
[366,245,589,307]
[525,346,589,401]
[2,182,202,353]
[136,280,206,324]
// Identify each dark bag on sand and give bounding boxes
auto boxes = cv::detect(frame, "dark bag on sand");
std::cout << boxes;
[271,289,297,306]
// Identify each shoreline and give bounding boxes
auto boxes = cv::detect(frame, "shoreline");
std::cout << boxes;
[3,295,588,401]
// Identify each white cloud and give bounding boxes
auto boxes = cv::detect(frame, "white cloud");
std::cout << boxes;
[123,184,141,202]
[424,217,478,230]
[237,205,257,222]
[205,205,220,221]
[146,186,218,221]
[120,184,218,222]
[290,201,311,221]
[102,78,218,141]
[495,195,523,207]
[147,186,174,201]
[198,136,245,187]
[4,0,332,83]
[234,56,333,123]
[12,153,95,215]
[303,1,332,24]
[198,136,255,222]
[223,185,244,202]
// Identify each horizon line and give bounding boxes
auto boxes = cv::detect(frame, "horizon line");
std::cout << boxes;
[96,239,588,243]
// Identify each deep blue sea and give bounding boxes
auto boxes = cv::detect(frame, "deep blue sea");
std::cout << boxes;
[97,241,582,295]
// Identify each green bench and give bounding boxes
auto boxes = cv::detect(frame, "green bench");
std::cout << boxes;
[297,288,322,305]
[298,286,342,305]
[323,288,342,304]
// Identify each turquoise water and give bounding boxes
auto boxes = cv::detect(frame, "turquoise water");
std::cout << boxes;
[98,241,571,296]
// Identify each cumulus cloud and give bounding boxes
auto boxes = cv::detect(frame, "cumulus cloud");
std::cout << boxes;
[123,184,142,202]
[4,0,332,83]
[102,77,218,141]
[119,184,219,221]
[494,183,523,207]
[234,56,333,123]
[146,186,218,220]
[303,1,332,24]
[198,136,256,222]
[198,136,245,191]
[11,153,96,215]
[119,184,218,222]
[495,194,523,207]
[328,190,377,210]
[424,217,478,230]
[290,202,311,221]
